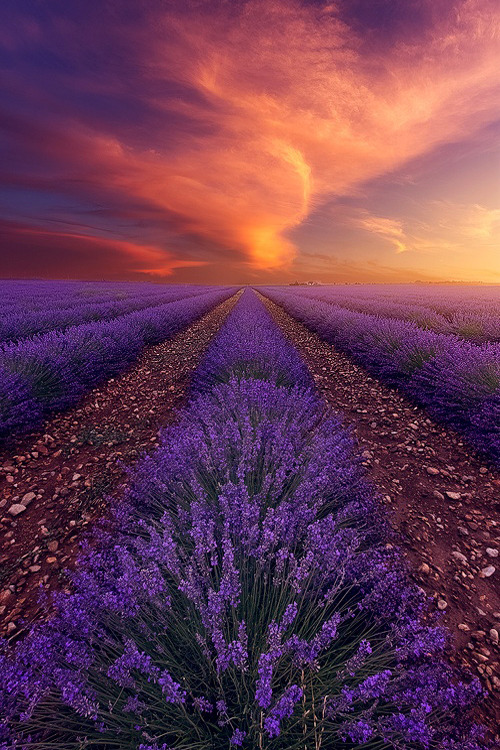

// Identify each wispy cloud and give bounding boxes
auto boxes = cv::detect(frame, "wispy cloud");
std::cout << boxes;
[357,214,408,253]
[346,200,500,281]
[1,0,499,279]
[434,201,500,242]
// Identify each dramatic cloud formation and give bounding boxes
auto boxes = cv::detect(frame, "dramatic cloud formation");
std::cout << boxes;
[0,0,499,281]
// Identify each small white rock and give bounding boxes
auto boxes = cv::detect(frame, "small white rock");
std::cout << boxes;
[486,547,499,558]
[480,565,496,578]
[8,504,27,516]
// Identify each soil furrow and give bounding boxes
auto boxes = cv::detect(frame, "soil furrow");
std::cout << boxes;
[260,293,500,733]
[0,293,239,639]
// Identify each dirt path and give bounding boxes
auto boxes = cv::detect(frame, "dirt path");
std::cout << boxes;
[0,293,238,640]
[261,294,500,734]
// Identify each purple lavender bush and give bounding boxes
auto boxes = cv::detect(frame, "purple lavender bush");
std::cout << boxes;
[0,287,236,440]
[190,288,312,393]
[0,291,486,749]
[258,288,500,465]
[0,282,213,344]
[0,368,41,436]
[277,284,500,343]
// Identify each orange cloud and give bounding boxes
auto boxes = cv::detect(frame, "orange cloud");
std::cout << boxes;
[3,0,499,279]
[95,0,500,271]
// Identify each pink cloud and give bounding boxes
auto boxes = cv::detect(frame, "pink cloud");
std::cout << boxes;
[91,0,500,270]
[2,0,499,279]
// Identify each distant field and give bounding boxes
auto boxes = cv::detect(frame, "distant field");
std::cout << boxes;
[281,284,500,343]
[0,281,236,438]
[0,280,223,343]
[260,284,500,464]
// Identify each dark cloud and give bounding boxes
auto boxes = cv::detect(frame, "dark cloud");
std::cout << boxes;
[0,219,144,280]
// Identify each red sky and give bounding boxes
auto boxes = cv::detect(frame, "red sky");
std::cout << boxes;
[1,0,499,284]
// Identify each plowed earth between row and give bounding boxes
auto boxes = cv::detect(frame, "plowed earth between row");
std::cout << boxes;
[260,294,500,735]
[0,293,239,640]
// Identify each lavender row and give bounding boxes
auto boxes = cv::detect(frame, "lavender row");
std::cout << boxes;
[0,280,199,308]
[283,285,500,343]
[0,289,485,749]
[0,281,164,315]
[0,287,236,440]
[259,288,500,464]
[287,283,500,315]
[0,282,215,343]
[291,282,500,307]
[190,287,313,394]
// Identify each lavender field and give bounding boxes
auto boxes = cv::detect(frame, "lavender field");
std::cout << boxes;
[259,286,500,464]
[0,284,499,749]
[2,0,499,744]
[0,282,236,439]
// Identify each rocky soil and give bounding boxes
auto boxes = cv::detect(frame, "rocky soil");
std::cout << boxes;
[0,293,238,641]
[262,294,500,735]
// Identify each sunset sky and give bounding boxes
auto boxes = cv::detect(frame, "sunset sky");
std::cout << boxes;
[1,0,499,284]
